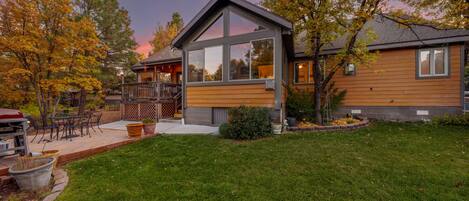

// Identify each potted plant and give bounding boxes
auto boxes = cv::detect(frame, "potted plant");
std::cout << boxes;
[9,157,55,192]
[142,118,156,135]
[126,123,143,138]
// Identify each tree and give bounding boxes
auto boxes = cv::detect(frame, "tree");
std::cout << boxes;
[0,0,104,124]
[76,0,139,92]
[149,12,184,55]
[263,0,468,124]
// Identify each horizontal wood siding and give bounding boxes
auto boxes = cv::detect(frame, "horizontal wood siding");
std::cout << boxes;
[186,84,275,108]
[289,45,462,107]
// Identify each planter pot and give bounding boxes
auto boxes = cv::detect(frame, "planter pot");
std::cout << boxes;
[143,123,156,135]
[272,124,283,135]
[286,117,297,127]
[126,123,143,138]
[9,157,55,192]
[29,150,60,168]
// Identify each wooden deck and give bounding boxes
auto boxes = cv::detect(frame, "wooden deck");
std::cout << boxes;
[121,82,182,120]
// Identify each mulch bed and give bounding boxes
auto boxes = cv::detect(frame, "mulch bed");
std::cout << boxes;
[0,180,47,201]
[287,118,370,132]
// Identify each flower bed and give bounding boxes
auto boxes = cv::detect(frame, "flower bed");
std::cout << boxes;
[288,117,369,132]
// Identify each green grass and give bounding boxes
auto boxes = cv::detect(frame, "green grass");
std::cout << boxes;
[57,122,468,201]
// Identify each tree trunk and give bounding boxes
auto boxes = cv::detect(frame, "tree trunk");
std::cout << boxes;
[78,88,87,115]
[312,35,323,124]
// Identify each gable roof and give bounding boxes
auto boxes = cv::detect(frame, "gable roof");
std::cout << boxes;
[171,0,293,48]
[295,15,469,57]
[131,46,182,71]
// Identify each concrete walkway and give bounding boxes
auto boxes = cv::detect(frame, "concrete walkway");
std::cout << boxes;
[100,121,219,135]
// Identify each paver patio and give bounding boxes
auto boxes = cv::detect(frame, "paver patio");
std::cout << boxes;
[0,121,218,175]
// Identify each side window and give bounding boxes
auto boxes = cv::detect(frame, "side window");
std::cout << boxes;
[229,38,274,80]
[418,47,449,78]
[188,46,223,83]
[344,63,356,76]
[294,62,309,84]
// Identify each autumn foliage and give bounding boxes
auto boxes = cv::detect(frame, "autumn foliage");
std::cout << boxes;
[0,0,104,123]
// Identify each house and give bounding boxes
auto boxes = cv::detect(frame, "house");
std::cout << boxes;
[126,0,469,125]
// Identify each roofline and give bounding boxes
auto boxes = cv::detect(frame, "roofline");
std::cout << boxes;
[171,0,292,48]
[295,35,469,58]
[131,58,182,71]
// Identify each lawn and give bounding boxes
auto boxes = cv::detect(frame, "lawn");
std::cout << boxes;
[57,122,468,201]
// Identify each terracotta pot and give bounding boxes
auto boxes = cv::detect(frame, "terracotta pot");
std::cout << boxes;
[126,123,143,138]
[143,123,156,135]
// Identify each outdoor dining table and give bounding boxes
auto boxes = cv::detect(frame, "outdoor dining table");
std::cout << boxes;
[50,114,82,141]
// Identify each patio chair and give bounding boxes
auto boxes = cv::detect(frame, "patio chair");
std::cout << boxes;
[27,116,56,143]
[89,112,103,134]
[79,112,93,137]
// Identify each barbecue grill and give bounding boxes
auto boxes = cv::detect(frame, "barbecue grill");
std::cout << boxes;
[0,108,30,156]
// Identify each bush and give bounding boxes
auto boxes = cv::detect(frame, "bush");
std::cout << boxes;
[286,87,315,121]
[220,106,272,140]
[142,118,155,124]
[219,123,230,137]
[432,114,469,126]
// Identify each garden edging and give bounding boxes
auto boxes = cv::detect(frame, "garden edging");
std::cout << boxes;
[42,168,69,201]
[287,118,370,132]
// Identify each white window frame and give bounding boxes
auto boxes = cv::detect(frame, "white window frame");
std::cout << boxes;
[187,45,223,83]
[228,37,275,81]
[418,47,449,78]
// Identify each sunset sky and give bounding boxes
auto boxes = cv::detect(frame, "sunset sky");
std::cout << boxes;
[119,0,262,57]
[118,0,404,57]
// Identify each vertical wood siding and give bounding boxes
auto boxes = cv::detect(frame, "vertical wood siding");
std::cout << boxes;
[186,84,275,108]
[289,45,462,107]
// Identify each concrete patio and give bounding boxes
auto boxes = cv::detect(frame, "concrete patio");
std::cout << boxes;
[100,120,219,135]
[0,121,218,176]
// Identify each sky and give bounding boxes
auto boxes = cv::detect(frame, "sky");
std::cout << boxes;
[119,0,262,57]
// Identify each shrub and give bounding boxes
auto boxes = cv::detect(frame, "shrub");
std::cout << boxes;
[286,87,315,121]
[142,118,155,124]
[20,103,41,118]
[221,106,272,140]
[219,123,230,138]
[286,84,346,123]
[432,114,469,127]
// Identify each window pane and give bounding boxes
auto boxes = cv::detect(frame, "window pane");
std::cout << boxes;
[188,49,204,82]
[294,62,308,83]
[195,15,224,42]
[420,50,430,76]
[230,43,250,80]
[229,12,266,36]
[159,73,172,83]
[251,39,274,79]
[434,49,446,75]
[204,46,223,81]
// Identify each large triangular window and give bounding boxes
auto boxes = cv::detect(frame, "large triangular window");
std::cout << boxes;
[195,15,224,42]
[230,12,266,36]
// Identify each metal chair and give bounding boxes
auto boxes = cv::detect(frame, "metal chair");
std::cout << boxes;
[90,112,103,133]
[27,116,55,143]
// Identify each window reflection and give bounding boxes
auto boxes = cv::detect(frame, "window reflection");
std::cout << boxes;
[195,15,224,42]
[204,46,223,81]
[230,43,251,80]
[230,12,266,36]
[188,49,204,82]
[420,50,430,75]
[251,39,274,79]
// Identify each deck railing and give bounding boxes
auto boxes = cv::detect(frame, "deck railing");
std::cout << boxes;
[122,82,182,103]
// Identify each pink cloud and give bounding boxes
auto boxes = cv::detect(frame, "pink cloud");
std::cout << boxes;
[136,42,152,58]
